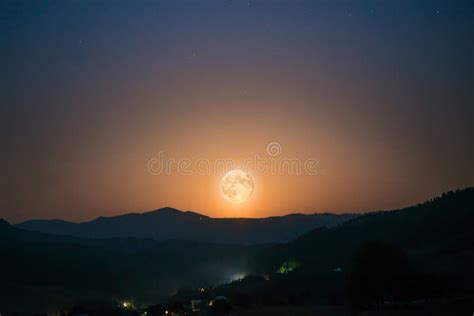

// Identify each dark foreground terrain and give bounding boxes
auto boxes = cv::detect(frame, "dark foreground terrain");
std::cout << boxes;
[1,188,473,315]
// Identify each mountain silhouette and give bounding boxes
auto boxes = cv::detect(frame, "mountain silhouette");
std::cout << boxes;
[16,208,355,244]
[257,188,474,278]
[1,188,473,313]
[0,218,261,312]
[213,188,474,312]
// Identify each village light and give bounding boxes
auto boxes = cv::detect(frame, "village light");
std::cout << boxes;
[120,300,133,309]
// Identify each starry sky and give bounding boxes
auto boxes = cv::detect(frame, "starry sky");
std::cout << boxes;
[2,0,474,223]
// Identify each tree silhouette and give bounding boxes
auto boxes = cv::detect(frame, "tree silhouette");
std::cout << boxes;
[346,242,414,310]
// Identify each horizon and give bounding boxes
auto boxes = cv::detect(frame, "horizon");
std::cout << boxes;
[8,186,471,224]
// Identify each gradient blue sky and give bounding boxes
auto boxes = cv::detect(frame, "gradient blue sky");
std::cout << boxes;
[2,0,473,222]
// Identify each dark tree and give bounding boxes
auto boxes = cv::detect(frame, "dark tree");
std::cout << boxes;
[346,242,415,310]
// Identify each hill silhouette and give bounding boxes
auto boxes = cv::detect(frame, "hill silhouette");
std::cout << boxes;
[16,208,355,244]
[258,187,474,273]
[217,188,474,311]
[0,219,262,312]
[1,188,473,313]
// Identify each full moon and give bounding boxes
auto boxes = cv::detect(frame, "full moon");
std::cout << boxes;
[220,170,254,204]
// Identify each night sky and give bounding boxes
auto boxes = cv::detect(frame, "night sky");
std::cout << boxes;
[2,0,473,223]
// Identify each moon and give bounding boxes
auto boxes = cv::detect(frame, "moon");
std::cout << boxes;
[220,170,254,204]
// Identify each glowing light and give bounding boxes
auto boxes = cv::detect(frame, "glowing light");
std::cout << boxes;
[120,301,133,309]
[230,272,247,281]
[277,260,300,274]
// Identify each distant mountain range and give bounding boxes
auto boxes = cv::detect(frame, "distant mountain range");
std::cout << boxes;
[15,209,356,244]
